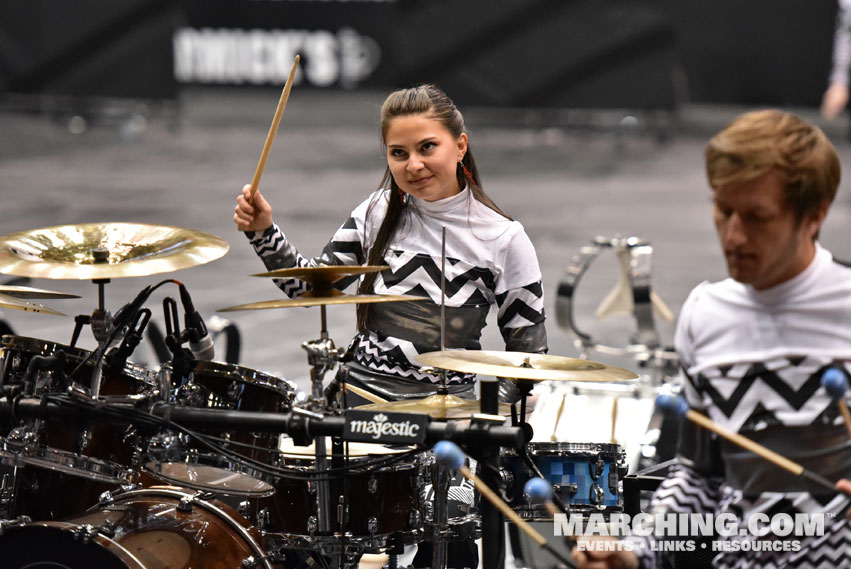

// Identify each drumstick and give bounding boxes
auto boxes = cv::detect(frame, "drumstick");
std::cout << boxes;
[610,396,619,444]
[433,441,578,569]
[821,367,851,439]
[656,394,851,496]
[345,383,388,404]
[249,54,300,201]
[550,392,567,442]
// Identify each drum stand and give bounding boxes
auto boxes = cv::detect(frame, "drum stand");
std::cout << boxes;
[67,249,115,400]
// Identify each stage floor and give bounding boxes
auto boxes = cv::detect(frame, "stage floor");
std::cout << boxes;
[2,88,850,399]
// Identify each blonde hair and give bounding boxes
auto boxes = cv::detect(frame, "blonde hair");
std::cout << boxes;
[705,109,840,221]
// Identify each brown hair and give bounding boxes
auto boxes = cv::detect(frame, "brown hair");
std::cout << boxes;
[356,84,509,332]
[705,109,840,223]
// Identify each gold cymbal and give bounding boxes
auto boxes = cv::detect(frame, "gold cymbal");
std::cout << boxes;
[218,293,426,312]
[0,222,229,280]
[0,285,80,300]
[355,393,511,420]
[415,350,639,382]
[252,265,389,282]
[0,294,65,316]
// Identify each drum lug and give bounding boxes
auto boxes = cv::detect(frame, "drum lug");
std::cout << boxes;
[367,476,378,495]
[591,455,605,479]
[553,482,577,497]
[307,515,318,535]
[608,469,619,495]
[257,507,271,531]
[178,495,194,512]
[78,429,92,451]
[242,556,258,569]
[98,490,116,505]
[367,517,379,535]
[73,524,100,543]
[408,509,422,529]
[238,500,251,518]
[498,467,515,494]
[589,483,605,506]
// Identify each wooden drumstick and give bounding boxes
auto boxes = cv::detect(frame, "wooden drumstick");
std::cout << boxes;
[610,396,619,444]
[656,394,851,496]
[345,383,388,404]
[249,54,300,201]
[550,392,567,442]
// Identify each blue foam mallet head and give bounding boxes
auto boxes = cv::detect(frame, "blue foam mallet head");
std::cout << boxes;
[523,477,553,504]
[655,393,689,417]
[433,440,465,470]
[822,367,849,400]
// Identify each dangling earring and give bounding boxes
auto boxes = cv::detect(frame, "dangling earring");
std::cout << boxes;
[459,161,474,182]
[397,187,405,200]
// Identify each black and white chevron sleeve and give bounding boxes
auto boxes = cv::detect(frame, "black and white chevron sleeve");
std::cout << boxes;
[245,218,365,298]
[495,280,548,353]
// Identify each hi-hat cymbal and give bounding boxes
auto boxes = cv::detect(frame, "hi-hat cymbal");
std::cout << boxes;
[0,285,80,300]
[355,393,511,420]
[0,294,65,316]
[218,293,425,312]
[415,350,639,382]
[0,222,230,280]
[253,265,389,282]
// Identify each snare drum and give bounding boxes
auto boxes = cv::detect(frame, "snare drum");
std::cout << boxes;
[0,486,278,569]
[145,360,296,497]
[501,442,626,521]
[248,438,424,552]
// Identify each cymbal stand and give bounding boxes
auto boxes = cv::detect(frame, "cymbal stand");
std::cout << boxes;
[68,248,114,399]
[430,226,451,569]
[301,303,342,567]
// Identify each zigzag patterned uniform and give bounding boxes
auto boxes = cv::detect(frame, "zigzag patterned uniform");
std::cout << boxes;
[245,187,548,388]
[631,244,851,569]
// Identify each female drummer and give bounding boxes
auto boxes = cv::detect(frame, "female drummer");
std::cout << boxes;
[233,84,548,403]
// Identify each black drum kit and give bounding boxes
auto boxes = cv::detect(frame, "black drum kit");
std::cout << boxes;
[0,222,641,569]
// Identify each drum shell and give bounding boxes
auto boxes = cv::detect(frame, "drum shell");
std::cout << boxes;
[0,487,275,569]
[247,443,424,548]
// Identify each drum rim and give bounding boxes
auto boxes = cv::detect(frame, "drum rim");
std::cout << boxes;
[527,441,625,456]
[166,359,297,396]
[1,334,159,385]
[114,486,274,569]
[18,445,132,484]
[0,520,147,569]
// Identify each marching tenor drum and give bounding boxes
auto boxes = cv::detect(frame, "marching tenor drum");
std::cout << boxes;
[0,486,278,569]
[145,360,296,497]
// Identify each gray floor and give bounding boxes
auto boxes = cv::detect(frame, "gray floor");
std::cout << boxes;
[2,88,850,400]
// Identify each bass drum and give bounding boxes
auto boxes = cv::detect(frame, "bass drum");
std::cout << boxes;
[0,487,278,569]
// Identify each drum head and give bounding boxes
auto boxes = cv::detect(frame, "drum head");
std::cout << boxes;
[0,523,138,569]
[143,462,275,497]
[278,437,410,458]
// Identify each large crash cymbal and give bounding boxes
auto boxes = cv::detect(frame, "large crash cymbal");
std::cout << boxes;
[218,293,425,312]
[0,294,65,316]
[415,350,639,382]
[355,393,511,420]
[0,222,229,280]
[0,285,80,300]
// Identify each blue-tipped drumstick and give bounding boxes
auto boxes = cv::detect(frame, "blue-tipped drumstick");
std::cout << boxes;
[821,367,851,439]
[433,441,577,569]
[655,394,851,496]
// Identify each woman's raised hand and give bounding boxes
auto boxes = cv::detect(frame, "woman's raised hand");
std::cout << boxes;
[234,184,274,232]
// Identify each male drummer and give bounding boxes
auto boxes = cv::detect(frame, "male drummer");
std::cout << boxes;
[573,110,851,568]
